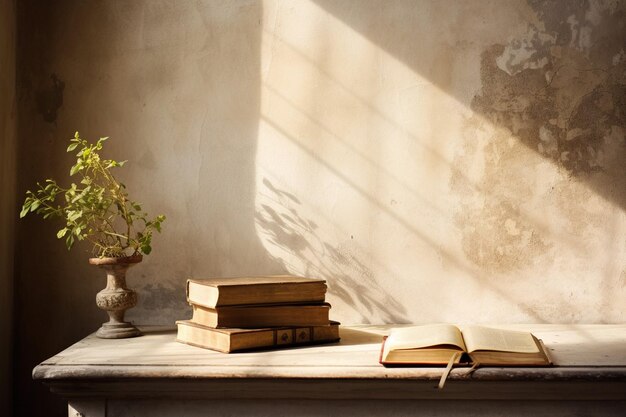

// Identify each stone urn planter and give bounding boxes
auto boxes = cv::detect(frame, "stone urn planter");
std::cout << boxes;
[89,254,143,339]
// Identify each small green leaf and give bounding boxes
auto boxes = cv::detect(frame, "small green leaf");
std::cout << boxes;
[155,215,165,232]
[67,143,78,152]
[66,234,75,250]
[29,200,41,212]
[57,228,69,239]
[20,204,30,218]
[70,164,81,176]
[68,210,82,222]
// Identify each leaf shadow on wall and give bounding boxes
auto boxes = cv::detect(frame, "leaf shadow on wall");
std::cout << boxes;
[256,178,409,323]
[311,0,625,303]
[259,61,567,323]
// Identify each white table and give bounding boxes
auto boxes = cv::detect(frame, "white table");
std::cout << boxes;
[33,324,626,417]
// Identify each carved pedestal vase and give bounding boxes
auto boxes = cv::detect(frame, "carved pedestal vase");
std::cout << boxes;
[89,254,143,339]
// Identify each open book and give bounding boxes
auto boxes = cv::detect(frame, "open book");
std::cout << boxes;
[380,324,551,366]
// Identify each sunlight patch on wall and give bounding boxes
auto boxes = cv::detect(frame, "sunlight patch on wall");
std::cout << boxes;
[254,0,626,324]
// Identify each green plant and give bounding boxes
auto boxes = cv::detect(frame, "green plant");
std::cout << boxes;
[20,132,165,258]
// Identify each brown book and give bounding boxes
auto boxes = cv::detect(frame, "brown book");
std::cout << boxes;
[191,303,331,328]
[186,275,327,308]
[380,324,551,367]
[176,320,341,353]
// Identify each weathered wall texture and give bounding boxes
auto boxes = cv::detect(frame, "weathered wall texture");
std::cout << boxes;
[0,0,16,416]
[256,0,626,323]
[14,0,625,416]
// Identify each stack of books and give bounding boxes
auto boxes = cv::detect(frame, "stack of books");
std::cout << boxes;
[176,275,340,353]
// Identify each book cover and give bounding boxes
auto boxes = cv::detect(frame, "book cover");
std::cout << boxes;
[191,302,332,328]
[186,275,327,308]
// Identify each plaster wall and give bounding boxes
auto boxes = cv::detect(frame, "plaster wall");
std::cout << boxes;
[14,1,626,416]
[0,0,16,416]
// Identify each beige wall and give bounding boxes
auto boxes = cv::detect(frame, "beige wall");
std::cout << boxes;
[0,0,16,415]
[14,1,625,415]
[256,0,626,324]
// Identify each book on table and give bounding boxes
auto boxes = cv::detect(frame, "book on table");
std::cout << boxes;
[191,302,332,328]
[380,324,551,366]
[176,320,341,353]
[187,275,327,308]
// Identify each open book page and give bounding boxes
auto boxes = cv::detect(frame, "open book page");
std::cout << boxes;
[382,324,466,359]
[462,325,539,353]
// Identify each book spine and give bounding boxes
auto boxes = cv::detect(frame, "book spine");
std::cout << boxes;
[272,327,313,345]
[217,283,326,307]
[191,304,330,328]
[232,325,339,352]
[177,320,341,353]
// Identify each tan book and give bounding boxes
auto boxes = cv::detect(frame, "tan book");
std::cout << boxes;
[186,275,327,308]
[191,303,331,328]
[176,320,341,353]
[380,324,551,366]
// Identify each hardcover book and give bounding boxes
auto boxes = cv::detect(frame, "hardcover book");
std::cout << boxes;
[380,324,551,366]
[176,320,341,353]
[186,275,327,308]
[191,303,331,328]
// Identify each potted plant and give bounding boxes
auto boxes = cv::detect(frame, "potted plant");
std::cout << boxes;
[20,132,165,338]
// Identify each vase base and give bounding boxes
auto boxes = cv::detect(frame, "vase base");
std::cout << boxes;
[96,322,142,339]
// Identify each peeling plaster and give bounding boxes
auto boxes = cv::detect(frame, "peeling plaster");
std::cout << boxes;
[496,25,555,76]
[453,0,626,272]
[477,0,625,183]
